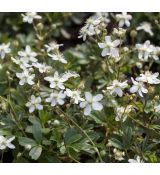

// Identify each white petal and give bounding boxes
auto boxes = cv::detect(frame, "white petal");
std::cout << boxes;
[58,99,65,105]
[119,20,125,27]
[80,101,87,108]
[7,136,15,143]
[101,48,109,57]
[113,40,120,47]
[85,92,92,101]
[98,43,105,48]
[125,20,130,27]
[115,88,123,97]
[36,104,43,110]
[29,106,35,113]
[93,94,103,102]
[50,82,56,88]
[105,36,111,43]
[84,105,91,116]
[130,85,138,93]
[92,102,103,111]
[141,87,148,93]
[7,143,15,149]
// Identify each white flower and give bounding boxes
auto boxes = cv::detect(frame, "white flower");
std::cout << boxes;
[0,136,15,150]
[107,80,128,97]
[113,148,125,161]
[44,71,67,90]
[115,105,133,122]
[45,42,63,52]
[22,12,42,24]
[136,22,153,36]
[0,43,11,59]
[116,12,132,27]
[78,16,101,41]
[11,56,31,70]
[16,70,35,86]
[154,104,160,113]
[136,71,160,84]
[128,156,143,163]
[32,62,51,73]
[98,36,120,57]
[65,89,84,104]
[130,77,148,97]
[95,12,110,25]
[18,45,37,63]
[80,92,103,116]
[26,95,43,113]
[136,40,153,61]
[46,90,66,106]
[48,53,67,64]
[78,26,89,41]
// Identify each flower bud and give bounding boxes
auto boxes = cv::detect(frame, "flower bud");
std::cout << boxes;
[100,150,106,157]
[130,30,137,38]
[136,62,143,69]
[154,95,160,100]
[53,119,60,126]
[25,144,32,150]
[37,23,44,31]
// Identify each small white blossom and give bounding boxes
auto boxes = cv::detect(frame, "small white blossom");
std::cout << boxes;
[0,43,11,59]
[46,90,66,106]
[45,42,63,52]
[98,36,120,57]
[44,71,67,90]
[65,88,84,104]
[11,56,31,70]
[22,12,42,24]
[128,156,143,163]
[130,77,148,97]
[16,70,35,85]
[80,92,103,116]
[18,45,37,63]
[115,105,133,122]
[136,40,153,61]
[26,95,43,113]
[0,135,15,150]
[107,80,128,97]
[95,12,110,25]
[136,71,160,84]
[78,16,101,41]
[136,22,153,36]
[116,12,132,27]
[32,62,51,73]
[48,53,67,64]
[113,148,125,161]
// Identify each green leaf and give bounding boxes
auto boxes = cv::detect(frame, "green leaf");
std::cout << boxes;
[108,138,124,149]
[29,146,42,160]
[32,122,42,143]
[18,137,37,147]
[64,128,82,145]
[39,110,49,126]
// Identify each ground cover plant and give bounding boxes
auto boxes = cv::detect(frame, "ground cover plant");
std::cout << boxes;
[0,12,160,163]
